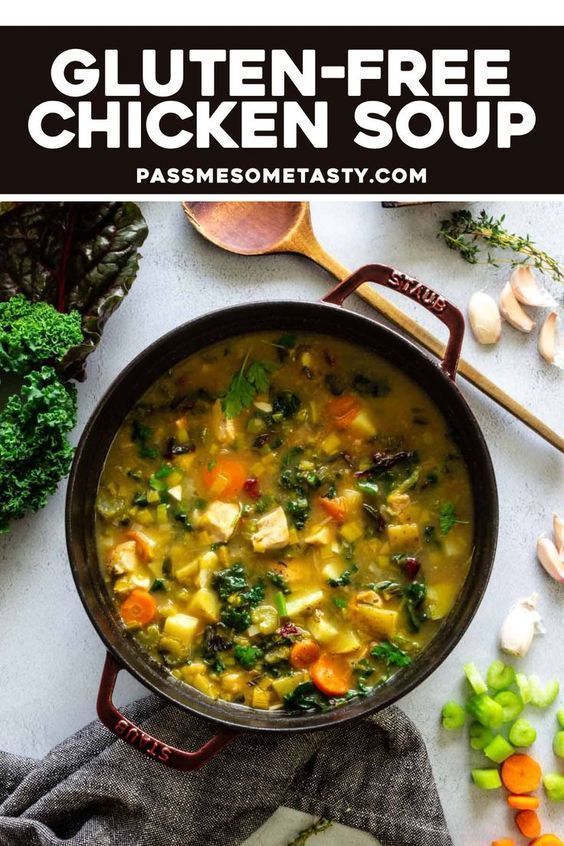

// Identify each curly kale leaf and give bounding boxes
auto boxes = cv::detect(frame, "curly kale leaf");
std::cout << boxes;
[0,295,83,374]
[0,366,77,531]
[0,202,148,379]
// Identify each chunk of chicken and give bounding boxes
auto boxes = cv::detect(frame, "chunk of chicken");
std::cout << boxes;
[107,540,138,576]
[211,399,237,444]
[201,500,241,543]
[252,506,290,553]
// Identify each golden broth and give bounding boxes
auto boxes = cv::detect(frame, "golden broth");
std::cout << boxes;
[96,332,473,712]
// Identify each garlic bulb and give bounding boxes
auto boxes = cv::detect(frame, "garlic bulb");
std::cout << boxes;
[468,292,502,345]
[510,266,556,308]
[538,311,564,368]
[499,282,536,333]
[537,537,564,582]
[500,593,542,657]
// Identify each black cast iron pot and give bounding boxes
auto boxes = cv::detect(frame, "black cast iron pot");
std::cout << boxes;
[66,265,498,770]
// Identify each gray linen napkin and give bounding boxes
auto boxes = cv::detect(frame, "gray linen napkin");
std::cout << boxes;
[0,697,451,846]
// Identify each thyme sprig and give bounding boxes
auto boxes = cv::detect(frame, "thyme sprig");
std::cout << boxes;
[286,819,333,846]
[438,209,564,285]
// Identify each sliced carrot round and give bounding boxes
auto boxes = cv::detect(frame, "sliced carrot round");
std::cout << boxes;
[515,809,541,839]
[327,394,361,429]
[529,836,563,846]
[310,653,352,697]
[201,455,246,498]
[491,839,516,846]
[501,754,542,795]
[120,589,157,626]
[319,496,346,523]
[290,640,321,669]
[507,795,540,811]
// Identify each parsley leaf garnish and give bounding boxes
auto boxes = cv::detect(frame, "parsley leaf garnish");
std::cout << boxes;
[439,502,464,535]
[371,640,412,668]
[222,359,275,418]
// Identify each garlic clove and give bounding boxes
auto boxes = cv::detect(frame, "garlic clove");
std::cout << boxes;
[537,536,564,582]
[499,282,536,332]
[510,265,557,308]
[538,311,564,368]
[500,593,542,657]
[468,291,502,345]
[553,513,564,557]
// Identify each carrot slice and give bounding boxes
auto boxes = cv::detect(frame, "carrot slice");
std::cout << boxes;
[310,653,352,697]
[120,589,157,626]
[290,640,321,669]
[492,840,516,846]
[201,456,246,498]
[529,836,563,846]
[319,496,346,523]
[327,394,361,429]
[501,754,542,794]
[515,809,541,839]
[507,795,540,810]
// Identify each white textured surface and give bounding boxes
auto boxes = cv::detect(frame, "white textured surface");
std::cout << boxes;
[0,202,563,845]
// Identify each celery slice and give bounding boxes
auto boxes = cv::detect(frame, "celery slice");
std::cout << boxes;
[487,660,515,691]
[471,768,502,790]
[464,662,488,695]
[484,735,514,764]
[553,730,564,759]
[441,701,465,730]
[494,690,524,723]
[543,772,564,801]
[557,708,564,729]
[516,672,532,704]
[509,718,537,748]
[469,722,494,751]
[467,693,504,728]
[529,675,560,708]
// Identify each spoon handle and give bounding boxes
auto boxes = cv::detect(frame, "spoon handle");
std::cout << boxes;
[303,244,564,453]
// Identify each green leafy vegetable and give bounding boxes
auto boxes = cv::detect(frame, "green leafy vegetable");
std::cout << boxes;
[438,209,564,284]
[0,202,149,379]
[371,640,412,668]
[439,502,458,535]
[0,295,83,374]
[267,570,291,594]
[0,367,77,531]
[233,644,263,669]
[327,563,358,587]
[214,562,248,599]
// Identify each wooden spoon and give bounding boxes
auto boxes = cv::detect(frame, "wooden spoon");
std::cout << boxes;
[183,201,563,453]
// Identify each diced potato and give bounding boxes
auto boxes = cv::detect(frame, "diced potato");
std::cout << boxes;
[221,671,246,694]
[271,672,307,698]
[200,550,219,569]
[202,501,241,543]
[349,409,377,438]
[191,673,219,698]
[113,577,133,595]
[285,589,325,618]
[251,687,271,709]
[168,485,183,501]
[307,614,339,644]
[211,399,237,444]
[173,453,195,472]
[180,662,206,679]
[387,522,420,551]
[164,613,200,645]
[426,582,458,620]
[188,588,220,623]
[175,559,199,585]
[135,509,154,526]
[288,527,299,545]
[340,520,364,543]
[107,540,138,575]
[129,574,152,590]
[387,492,411,515]
[310,401,319,424]
[321,433,341,454]
[351,603,398,638]
[342,488,362,511]
[252,506,290,553]
[330,629,361,654]
[443,534,466,558]
[304,524,334,546]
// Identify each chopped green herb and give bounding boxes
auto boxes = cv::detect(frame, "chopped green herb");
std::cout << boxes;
[371,641,412,668]
[233,644,263,669]
[439,502,458,535]
[267,570,291,594]
[328,563,358,587]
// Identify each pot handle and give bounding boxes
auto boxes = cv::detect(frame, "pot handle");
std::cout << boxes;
[322,263,464,381]
[97,652,237,771]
